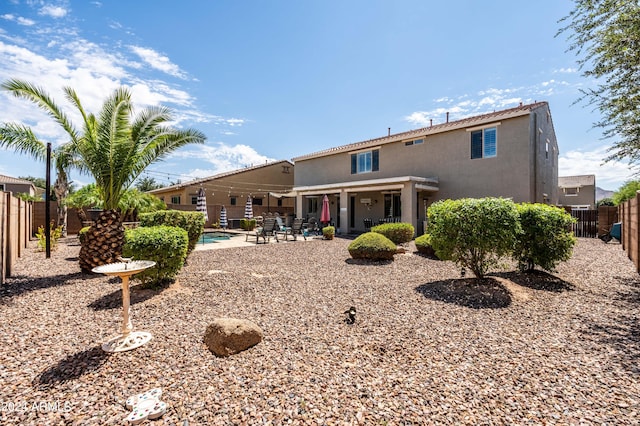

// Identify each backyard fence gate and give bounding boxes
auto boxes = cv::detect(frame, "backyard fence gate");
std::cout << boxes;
[571,209,598,238]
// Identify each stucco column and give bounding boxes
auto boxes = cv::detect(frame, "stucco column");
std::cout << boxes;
[401,183,417,236]
[296,193,304,219]
[339,190,348,234]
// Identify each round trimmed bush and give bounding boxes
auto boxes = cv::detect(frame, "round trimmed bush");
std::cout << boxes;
[514,203,577,272]
[322,225,335,240]
[371,222,415,244]
[348,232,397,261]
[123,225,189,286]
[139,210,204,254]
[415,233,436,257]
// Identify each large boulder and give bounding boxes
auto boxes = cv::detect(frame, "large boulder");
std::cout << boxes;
[204,318,263,357]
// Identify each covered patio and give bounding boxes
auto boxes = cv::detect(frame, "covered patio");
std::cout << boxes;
[292,176,439,234]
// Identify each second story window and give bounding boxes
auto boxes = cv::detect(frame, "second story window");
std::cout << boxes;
[470,127,497,159]
[351,149,379,174]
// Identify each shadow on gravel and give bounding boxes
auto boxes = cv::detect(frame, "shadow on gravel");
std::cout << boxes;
[616,276,640,304]
[345,258,394,266]
[580,276,640,374]
[88,282,170,310]
[35,345,111,388]
[415,278,511,309]
[492,270,574,292]
[0,272,100,300]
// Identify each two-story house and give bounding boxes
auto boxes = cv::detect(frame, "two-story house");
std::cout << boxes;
[291,102,559,234]
[558,175,596,210]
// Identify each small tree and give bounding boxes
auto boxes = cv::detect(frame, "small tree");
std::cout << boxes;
[514,203,577,272]
[612,180,640,205]
[427,198,521,278]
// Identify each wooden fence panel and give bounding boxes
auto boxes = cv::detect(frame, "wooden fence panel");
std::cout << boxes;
[0,193,6,284]
[598,206,618,236]
[0,192,32,285]
[619,191,640,274]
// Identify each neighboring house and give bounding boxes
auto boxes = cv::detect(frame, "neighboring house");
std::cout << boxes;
[0,174,36,197]
[558,175,596,210]
[291,101,559,234]
[148,160,295,227]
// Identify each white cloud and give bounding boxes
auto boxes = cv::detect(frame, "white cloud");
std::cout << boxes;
[17,16,35,25]
[554,67,577,74]
[39,5,68,19]
[171,142,276,178]
[129,45,187,79]
[559,147,635,190]
[1,14,35,26]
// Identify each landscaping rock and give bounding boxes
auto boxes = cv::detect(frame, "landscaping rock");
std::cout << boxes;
[204,318,263,357]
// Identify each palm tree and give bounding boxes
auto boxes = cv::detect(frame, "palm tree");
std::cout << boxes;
[1,79,206,270]
[0,107,76,235]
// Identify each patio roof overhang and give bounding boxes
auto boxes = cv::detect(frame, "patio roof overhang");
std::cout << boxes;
[292,176,439,196]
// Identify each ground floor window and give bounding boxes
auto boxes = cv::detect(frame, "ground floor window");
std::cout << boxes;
[171,195,180,204]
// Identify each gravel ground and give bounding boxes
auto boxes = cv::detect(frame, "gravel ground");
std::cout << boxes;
[0,236,638,425]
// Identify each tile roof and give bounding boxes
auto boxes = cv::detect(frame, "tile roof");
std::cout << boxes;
[558,174,596,188]
[292,101,549,161]
[0,174,35,185]
[148,160,294,193]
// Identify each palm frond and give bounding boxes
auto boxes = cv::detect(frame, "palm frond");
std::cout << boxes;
[0,123,47,161]
[2,78,79,144]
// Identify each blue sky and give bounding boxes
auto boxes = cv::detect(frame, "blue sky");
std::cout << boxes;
[0,0,635,191]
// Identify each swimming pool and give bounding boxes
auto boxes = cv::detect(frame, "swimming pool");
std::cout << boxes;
[198,231,233,244]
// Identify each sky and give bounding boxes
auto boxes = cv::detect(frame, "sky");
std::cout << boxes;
[0,0,635,191]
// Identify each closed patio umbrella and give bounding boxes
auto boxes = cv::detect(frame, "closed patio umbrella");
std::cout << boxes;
[219,205,228,229]
[244,195,253,219]
[320,194,330,225]
[196,187,208,223]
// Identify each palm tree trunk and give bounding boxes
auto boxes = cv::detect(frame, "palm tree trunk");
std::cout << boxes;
[53,170,69,237]
[79,209,125,272]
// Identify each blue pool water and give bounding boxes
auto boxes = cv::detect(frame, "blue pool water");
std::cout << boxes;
[199,231,232,244]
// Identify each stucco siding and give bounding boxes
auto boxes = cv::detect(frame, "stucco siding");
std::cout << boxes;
[294,114,538,203]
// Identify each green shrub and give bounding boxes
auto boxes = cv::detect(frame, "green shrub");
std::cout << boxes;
[322,225,335,240]
[428,197,521,278]
[139,210,204,253]
[35,223,63,251]
[612,180,640,205]
[123,225,188,286]
[78,226,90,244]
[240,218,257,231]
[414,233,436,257]
[348,232,397,261]
[371,222,415,244]
[514,203,577,272]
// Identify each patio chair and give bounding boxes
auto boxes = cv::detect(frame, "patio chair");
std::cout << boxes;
[363,218,373,231]
[246,216,279,244]
[278,217,306,241]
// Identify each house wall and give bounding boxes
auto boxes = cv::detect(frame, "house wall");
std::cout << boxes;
[558,184,596,209]
[529,106,559,205]
[151,162,295,226]
[295,111,557,204]
[294,104,559,233]
[1,183,35,197]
